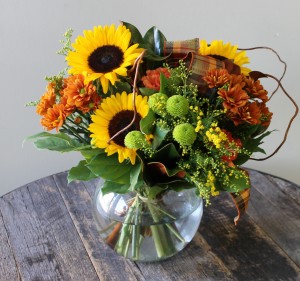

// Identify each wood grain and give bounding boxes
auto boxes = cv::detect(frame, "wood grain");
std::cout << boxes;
[0,209,20,281]
[0,169,299,281]
[247,169,300,267]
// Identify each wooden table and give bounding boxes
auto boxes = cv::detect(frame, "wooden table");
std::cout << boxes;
[1,169,299,281]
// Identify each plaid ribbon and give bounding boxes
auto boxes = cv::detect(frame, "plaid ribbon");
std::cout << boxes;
[164,39,250,224]
[163,39,225,86]
[230,188,251,225]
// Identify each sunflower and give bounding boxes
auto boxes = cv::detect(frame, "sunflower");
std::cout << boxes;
[66,24,143,93]
[199,40,251,75]
[88,92,149,164]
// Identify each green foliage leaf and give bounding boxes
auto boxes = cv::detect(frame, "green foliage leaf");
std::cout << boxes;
[234,130,272,165]
[225,173,251,192]
[67,160,98,183]
[113,80,132,93]
[139,87,157,96]
[152,126,169,149]
[25,132,89,152]
[101,181,130,195]
[143,26,166,56]
[87,153,132,184]
[122,21,144,45]
[130,161,143,191]
[220,171,251,192]
[153,143,181,162]
[140,109,156,134]
[159,73,172,95]
[80,148,103,161]
[147,185,167,199]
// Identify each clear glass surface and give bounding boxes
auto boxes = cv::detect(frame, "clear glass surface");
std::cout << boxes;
[93,186,203,262]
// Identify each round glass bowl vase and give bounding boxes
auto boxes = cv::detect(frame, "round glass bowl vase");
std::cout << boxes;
[93,185,203,262]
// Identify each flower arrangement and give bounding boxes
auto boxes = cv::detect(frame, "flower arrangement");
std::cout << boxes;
[27,22,297,261]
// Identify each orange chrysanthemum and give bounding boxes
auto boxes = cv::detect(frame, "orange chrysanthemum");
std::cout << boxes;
[203,68,230,88]
[36,83,56,116]
[244,77,268,102]
[141,67,170,91]
[218,84,249,113]
[40,104,67,131]
[228,102,262,126]
[221,130,242,167]
[259,102,273,127]
[229,74,246,88]
[59,95,76,116]
[62,74,101,113]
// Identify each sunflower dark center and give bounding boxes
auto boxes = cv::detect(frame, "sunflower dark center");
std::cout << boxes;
[88,45,124,73]
[109,110,142,146]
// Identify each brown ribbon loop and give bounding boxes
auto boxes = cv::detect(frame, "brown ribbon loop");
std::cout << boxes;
[164,39,225,87]
[230,188,251,225]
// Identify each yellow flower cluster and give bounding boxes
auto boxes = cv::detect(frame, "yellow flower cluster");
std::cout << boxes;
[195,120,204,132]
[190,106,205,132]
[205,126,227,148]
[206,171,219,196]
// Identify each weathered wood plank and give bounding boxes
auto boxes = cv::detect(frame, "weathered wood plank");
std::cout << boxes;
[247,169,300,267]
[200,190,300,281]
[0,208,20,281]
[264,172,300,205]
[134,232,234,281]
[53,172,145,281]
[0,178,100,281]
[1,169,299,281]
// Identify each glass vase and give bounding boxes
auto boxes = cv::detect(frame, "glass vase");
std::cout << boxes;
[93,184,203,262]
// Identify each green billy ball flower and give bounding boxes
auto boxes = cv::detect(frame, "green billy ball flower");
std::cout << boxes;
[173,123,197,146]
[148,93,168,116]
[166,95,189,117]
[124,131,147,149]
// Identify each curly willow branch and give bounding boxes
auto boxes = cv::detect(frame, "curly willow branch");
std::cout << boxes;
[238,46,287,99]
[107,50,147,144]
[239,46,298,161]
[250,73,299,161]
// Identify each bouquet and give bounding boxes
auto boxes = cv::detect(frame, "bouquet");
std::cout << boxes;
[27,22,297,261]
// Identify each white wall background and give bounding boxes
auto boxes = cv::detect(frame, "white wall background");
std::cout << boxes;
[1,0,299,196]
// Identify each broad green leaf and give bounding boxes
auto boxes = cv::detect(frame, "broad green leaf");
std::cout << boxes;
[139,87,157,96]
[147,185,167,200]
[130,161,142,191]
[122,21,144,45]
[113,80,132,93]
[67,160,98,183]
[152,126,169,149]
[159,73,172,96]
[80,148,104,161]
[220,172,251,192]
[25,132,88,152]
[101,181,130,195]
[153,143,181,162]
[140,109,156,134]
[143,26,166,56]
[87,154,132,184]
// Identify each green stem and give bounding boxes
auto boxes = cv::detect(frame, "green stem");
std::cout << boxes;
[147,202,178,258]
[76,111,91,124]
[66,116,89,132]
[115,198,138,256]
[62,123,88,143]
[132,197,141,259]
